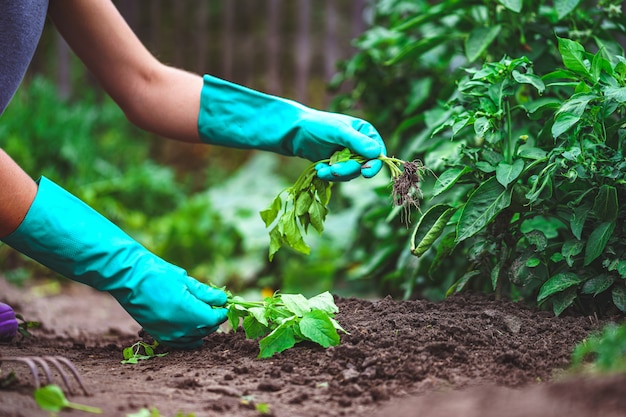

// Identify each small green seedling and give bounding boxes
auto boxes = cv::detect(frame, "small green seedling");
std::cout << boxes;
[571,323,626,373]
[121,340,168,364]
[34,384,102,414]
[16,313,41,338]
[226,290,347,358]
[240,395,271,415]
[260,147,423,260]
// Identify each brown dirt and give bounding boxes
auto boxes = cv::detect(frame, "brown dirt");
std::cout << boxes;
[1,277,625,417]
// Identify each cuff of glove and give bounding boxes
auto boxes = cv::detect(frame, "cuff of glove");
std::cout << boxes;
[197,74,298,155]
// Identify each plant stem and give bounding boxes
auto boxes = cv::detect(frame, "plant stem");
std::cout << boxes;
[67,402,102,414]
[505,99,513,164]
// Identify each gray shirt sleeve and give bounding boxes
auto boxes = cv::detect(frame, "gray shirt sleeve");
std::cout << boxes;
[0,0,49,116]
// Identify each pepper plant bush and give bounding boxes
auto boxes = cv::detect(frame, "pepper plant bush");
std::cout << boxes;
[417,41,626,315]
[331,0,626,315]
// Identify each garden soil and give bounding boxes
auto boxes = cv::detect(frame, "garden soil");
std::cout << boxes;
[1,276,625,417]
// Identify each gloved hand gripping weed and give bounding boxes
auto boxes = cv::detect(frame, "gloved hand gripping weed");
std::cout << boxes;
[261,147,424,260]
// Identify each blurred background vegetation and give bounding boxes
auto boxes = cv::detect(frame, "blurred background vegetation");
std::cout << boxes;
[0,0,378,299]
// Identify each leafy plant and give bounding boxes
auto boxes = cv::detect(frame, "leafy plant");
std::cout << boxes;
[34,384,102,414]
[121,341,168,364]
[571,322,626,373]
[410,40,626,315]
[260,148,422,260]
[225,290,347,358]
[330,0,626,312]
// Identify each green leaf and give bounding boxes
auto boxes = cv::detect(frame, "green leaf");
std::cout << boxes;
[456,177,512,243]
[603,86,626,103]
[226,305,246,332]
[268,226,285,261]
[537,272,583,303]
[330,148,352,164]
[522,97,561,116]
[34,384,69,412]
[570,205,590,240]
[551,93,596,137]
[555,0,581,19]
[295,192,313,216]
[562,239,584,267]
[552,112,580,137]
[498,0,522,12]
[512,71,545,93]
[312,177,332,206]
[446,270,480,297]
[612,285,626,312]
[495,159,524,187]
[280,214,311,255]
[592,185,618,222]
[143,344,154,357]
[122,347,134,360]
[476,161,496,173]
[465,25,502,63]
[557,37,588,75]
[526,231,548,251]
[34,384,102,414]
[260,195,282,227]
[299,310,340,348]
[591,52,614,83]
[280,294,311,317]
[433,167,471,197]
[248,306,269,327]
[243,315,271,339]
[308,291,339,314]
[410,204,456,257]
[510,252,547,286]
[552,287,578,316]
[330,317,349,334]
[258,320,297,358]
[584,221,615,266]
[581,274,614,296]
[308,201,326,233]
[474,116,491,136]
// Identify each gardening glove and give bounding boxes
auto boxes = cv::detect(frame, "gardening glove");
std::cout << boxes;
[1,176,228,349]
[197,74,386,181]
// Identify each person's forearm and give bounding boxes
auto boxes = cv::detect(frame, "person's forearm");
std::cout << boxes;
[0,149,37,238]
[110,64,204,143]
[48,0,202,143]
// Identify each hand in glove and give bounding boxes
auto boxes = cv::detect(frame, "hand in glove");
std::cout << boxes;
[1,177,227,349]
[197,74,386,181]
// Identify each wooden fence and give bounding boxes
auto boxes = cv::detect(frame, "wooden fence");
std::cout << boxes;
[40,0,371,109]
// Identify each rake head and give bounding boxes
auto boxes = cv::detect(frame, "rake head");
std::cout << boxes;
[1,355,89,396]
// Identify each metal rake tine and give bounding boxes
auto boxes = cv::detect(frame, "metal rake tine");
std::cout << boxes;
[44,356,90,396]
[30,357,54,386]
[2,357,42,389]
[2,356,90,396]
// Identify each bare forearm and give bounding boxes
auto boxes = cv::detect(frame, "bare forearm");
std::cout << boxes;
[112,64,203,143]
[0,149,37,238]
[48,0,202,143]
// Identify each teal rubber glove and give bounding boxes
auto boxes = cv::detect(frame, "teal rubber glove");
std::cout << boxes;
[197,74,386,181]
[1,177,227,349]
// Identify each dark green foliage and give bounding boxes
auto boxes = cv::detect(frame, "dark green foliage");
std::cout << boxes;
[571,323,626,373]
[332,0,626,315]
